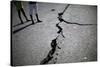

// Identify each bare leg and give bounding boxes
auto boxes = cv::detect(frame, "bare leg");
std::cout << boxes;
[35,3,42,22]
[30,15,35,24]
[21,8,30,21]
[18,10,24,24]
[36,13,42,22]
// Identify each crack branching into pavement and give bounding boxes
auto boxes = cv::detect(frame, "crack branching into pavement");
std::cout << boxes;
[58,16,97,26]
[40,4,97,64]
[58,4,97,26]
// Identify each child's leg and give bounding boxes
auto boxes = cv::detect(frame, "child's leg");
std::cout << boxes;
[29,4,35,24]
[34,3,42,22]
[18,10,24,24]
[21,8,29,21]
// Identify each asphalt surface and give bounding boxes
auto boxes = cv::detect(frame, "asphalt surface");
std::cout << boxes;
[11,2,97,66]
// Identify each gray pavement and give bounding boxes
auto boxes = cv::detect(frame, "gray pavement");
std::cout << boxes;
[11,2,97,66]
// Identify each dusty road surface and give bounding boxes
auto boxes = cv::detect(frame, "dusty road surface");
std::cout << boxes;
[11,2,97,66]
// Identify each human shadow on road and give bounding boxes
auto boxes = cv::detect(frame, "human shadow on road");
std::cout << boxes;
[12,20,31,27]
[12,21,42,34]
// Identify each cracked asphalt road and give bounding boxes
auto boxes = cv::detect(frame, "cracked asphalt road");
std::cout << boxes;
[11,2,97,66]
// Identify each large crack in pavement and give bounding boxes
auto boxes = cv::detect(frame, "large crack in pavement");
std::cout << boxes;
[40,20,64,64]
[40,36,59,64]
[40,25,64,64]
[40,4,97,65]
[56,22,65,38]
[40,10,66,65]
